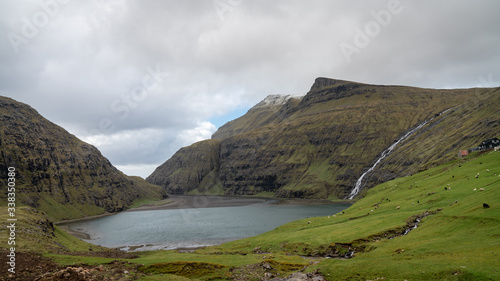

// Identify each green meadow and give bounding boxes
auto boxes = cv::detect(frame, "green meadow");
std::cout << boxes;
[1,150,499,280]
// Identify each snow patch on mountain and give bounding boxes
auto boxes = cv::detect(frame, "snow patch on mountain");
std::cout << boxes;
[252,94,304,109]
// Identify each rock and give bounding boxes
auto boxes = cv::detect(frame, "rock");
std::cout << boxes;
[262,262,272,270]
[264,272,274,279]
[288,272,308,280]
[253,246,263,253]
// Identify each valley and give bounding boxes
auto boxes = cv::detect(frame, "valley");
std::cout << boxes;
[0,78,499,280]
[1,148,498,280]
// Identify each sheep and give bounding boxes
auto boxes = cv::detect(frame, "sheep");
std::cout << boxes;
[396,206,401,210]
[308,221,311,224]
[473,188,477,191]
[480,188,485,191]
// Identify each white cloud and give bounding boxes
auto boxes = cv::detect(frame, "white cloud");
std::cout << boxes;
[0,0,499,178]
[174,121,218,149]
[115,164,161,179]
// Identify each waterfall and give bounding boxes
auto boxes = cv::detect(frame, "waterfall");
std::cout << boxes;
[347,109,452,200]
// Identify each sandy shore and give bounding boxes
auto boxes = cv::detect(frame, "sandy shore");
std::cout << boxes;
[125,195,344,212]
[55,212,116,225]
[125,195,275,212]
[58,224,91,240]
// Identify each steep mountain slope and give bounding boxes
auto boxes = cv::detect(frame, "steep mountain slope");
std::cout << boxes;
[0,96,166,220]
[360,87,500,196]
[212,94,304,140]
[147,78,499,199]
[146,139,221,195]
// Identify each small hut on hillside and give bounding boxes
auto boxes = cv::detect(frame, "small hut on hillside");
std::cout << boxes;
[457,150,469,159]
[478,138,500,150]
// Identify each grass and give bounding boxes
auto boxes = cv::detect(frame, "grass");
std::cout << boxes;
[129,150,499,280]
[129,197,174,209]
[3,150,499,280]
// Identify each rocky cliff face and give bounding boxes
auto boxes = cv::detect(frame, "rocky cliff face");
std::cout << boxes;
[147,139,221,194]
[0,96,166,220]
[147,78,499,199]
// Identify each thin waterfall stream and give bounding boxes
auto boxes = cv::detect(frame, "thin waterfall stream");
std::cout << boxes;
[347,109,452,199]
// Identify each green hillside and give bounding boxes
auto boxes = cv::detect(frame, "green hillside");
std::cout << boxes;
[5,147,497,280]
[153,149,497,280]
[0,96,166,221]
[148,78,499,199]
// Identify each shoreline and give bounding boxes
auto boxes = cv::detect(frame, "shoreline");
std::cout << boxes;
[58,195,352,250]
[125,195,275,212]
[125,195,352,212]
[55,212,116,225]
[58,225,91,240]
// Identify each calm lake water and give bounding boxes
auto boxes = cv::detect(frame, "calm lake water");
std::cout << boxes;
[66,198,350,251]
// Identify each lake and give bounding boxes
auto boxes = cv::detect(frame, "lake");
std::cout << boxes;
[64,196,350,252]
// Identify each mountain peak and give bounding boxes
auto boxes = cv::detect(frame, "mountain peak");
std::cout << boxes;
[309,77,352,92]
[252,94,304,110]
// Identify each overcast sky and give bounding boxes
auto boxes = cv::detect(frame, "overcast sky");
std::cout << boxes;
[1,0,499,178]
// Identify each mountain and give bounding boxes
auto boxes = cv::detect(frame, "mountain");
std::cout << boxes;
[0,96,166,221]
[212,94,304,140]
[147,78,499,199]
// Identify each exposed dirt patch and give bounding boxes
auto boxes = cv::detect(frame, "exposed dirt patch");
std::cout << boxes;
[0,251,144,281]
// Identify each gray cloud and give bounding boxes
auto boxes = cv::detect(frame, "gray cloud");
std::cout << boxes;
[1,0,499,177]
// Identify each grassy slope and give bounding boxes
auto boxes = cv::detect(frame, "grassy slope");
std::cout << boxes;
[3,150,498,280]
[176,151,497,280]
[0,207,108,253]
[138,150,499,280]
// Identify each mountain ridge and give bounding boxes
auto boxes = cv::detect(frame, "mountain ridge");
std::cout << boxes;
[0,96,167,221]
[148,77,499,199]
